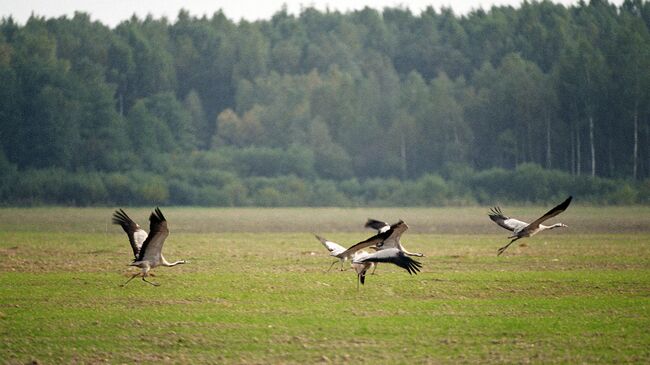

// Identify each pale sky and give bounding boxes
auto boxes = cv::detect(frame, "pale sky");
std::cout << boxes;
[0,0,624,27]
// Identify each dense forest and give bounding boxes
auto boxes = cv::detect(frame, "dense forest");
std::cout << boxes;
[0,0,649,206]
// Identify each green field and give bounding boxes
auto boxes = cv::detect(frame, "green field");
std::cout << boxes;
[1,207,649,364]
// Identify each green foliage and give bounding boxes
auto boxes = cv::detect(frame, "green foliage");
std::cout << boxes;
[0,2,649,205]
[0,150,17,200]
[222,146,315,178]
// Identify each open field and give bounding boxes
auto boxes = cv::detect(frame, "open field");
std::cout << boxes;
[1,206,649,364]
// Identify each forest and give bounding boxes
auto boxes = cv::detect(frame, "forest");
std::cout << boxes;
[0,0,649,206]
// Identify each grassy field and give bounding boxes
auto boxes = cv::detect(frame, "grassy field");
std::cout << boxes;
[1,206,649,364]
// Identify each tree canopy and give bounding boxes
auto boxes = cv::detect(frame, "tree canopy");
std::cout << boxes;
[0,0,649,206]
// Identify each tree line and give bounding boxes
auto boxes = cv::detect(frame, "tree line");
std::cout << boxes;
[0,0,649,206]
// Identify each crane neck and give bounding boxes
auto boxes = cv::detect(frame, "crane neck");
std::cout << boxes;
[398,243,424,257]
[161,256,186,267]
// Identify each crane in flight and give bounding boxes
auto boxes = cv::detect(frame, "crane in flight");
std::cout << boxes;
[364,218,424,257]
[315,218,395,272]
[112,207,186,286]
[314,234,349,272]
[489,196,573,256]
[337,220,422,286]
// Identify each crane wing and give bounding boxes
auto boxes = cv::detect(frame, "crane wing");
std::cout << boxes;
[136,207,169,262]
[526,196,573,230]
[337,220,409,258]
[488,207,528,232]
[365,218,390,233]
[112,209,147,259]
[354,248,422,275]
[314,234,346,256]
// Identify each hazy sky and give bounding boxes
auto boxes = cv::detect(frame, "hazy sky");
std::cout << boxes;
[0,0,625,27]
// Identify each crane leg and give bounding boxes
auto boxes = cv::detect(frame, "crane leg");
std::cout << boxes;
[326,260,338,272]
[370,263,378,275]
[141,275,160,286]
[121,272,141,287]
[497,238,520,256]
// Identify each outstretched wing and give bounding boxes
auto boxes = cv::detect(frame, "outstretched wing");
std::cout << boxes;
[365,218,390,233]
[526,196,573,230]
[137,207,170,262]
[355,248,422,275]
[338,220,409,258]
[488,206,528,232]
[314,234,346,256]
[112,209,147,259]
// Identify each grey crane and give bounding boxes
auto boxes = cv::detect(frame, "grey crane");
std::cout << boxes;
[315,218,397,272]
[489,196,573,256]
[337,220,422,286]
[113,207,186,286]
[314,234,348,272]
[364,218,424,257]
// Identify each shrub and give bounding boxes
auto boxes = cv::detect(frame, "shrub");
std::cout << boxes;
[254,187,283,207]
[414,174,449,205]
[308,180,348,206]
[60,173,108,205]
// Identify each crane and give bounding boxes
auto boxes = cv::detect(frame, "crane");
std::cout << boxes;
[314,218,390,274]
[364,218,424,257]
[337,220,422,285]
[362,218,421,275]
[113,207,186,286]
[315,218,395,272]
[314,234,348,272]
[489,196,573,256]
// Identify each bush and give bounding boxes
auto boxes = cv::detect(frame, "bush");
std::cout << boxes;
[134,175,169,204]
[360,178,403,205]
[104,173,138,205]
[0,151,17,202]
[196,186,230,206]
[1,158,648,206]
[254,187,283,207]
[59,173,108,205]
[308,180,348,206]
[221,181,250,206]
[11,169,67,205]
[605,183,638,205]
[168,179,198,205]
[468,167,511,203]
[414,174,449,205]
[638,179,650,204]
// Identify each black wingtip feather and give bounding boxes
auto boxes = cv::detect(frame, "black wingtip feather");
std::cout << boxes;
[365,218,388,230]
[151,207,166,222]
[488,206,506,219]
[112,209,130,226]
[403,255,422,275]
